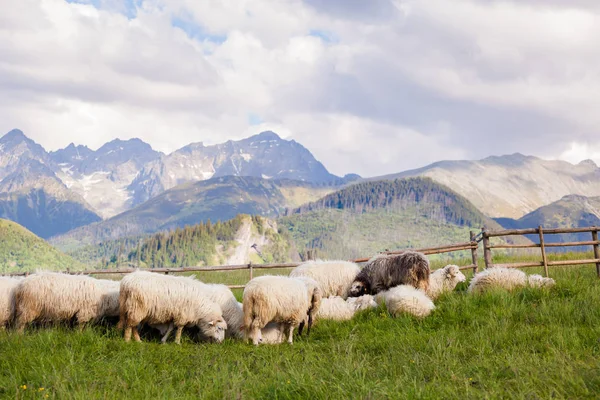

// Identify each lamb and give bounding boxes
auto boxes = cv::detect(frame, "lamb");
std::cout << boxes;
[349,251,431,297]
[289,260,361,299]
[316,295,377,321]
[375,285,435,318]
[118,271,226,344]
[0,276,23,329]
[467,267,556,294]
[426,264,467,300]
[243,275,321,345]
[13,272,120,332]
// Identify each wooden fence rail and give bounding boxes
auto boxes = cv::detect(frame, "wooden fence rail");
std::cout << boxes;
[482,225,600,277]
[4,225,600,287]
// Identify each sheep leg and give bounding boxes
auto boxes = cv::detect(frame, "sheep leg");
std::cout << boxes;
[297,321,305,336]
[286,324,294,345]
[124,326,132,342]
[307,314,313,336]
[133,326,142,342]
[174,325,184,345]
[161,324,175,344]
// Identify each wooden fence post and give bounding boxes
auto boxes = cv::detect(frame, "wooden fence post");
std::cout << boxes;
[470,231,478,275]
[538,225,549,277]
[482,228,493,269]
[592,230,600,278]
[249,262,253,281]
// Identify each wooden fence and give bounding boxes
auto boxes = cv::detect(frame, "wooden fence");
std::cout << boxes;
[4,225,600,287]
[481,225,600,277]
[2,233,481,289]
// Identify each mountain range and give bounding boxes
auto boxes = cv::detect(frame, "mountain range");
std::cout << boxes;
[379,153,600,219]
[3,127,600,257]
[0,129,353,238]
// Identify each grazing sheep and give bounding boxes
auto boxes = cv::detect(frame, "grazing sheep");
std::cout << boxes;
[426,265,467,300]
[118,271,226,344]
[0,277,23,329]
[13,272,120,332]
[376,285,435,318]
[527,274,556,288]
[200,284,244,340]
[316,295,378,321]
[467,268,555,293]
[243,275,321,345]
[349,251,431,297]
[289,260,361,299]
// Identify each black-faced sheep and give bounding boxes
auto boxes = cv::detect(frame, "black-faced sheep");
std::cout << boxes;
[349,251,430,297]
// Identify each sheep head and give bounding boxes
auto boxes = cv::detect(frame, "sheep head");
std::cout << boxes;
[528,274,556,288]
[198,318,228,343]
[445,265,466,283]
[349,278,371,297]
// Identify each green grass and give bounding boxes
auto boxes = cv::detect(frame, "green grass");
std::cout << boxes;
[2,263,600,399]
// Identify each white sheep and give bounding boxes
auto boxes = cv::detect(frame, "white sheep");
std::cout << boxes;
[0,276,23,329]
[316,295,378,321]
[375,285,435,318]
[426,265,467,300]
[467,268,556,294]
[118,271,226,344]
[527,274,556,288]
[243,275,322,345]
[289,260,360,299]
[151,292,282,343]
[13,272,120,332]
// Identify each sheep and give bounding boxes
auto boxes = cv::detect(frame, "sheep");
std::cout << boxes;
[13,272,120,332]
[527,274,556,288]
[289,260,361,299]
[118,271,226,344]
[467,268,556,293]
[0,276,23,329]
[242,275,321,345]
[349,251,431,297]
[426,264,467,300]
[315,295,378,321]
[375,285,435,318]
[200,284,244,340]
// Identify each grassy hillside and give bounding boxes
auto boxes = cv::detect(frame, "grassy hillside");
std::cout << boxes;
[51,176,335,250]
[0,219,82,273]
[280,178,508,259]
[1,264,599,398]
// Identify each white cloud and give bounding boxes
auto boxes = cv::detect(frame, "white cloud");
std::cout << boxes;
[0,0,599,177]
[560,142,600,166]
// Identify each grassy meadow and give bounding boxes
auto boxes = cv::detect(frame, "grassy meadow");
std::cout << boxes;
[2,257,600,399]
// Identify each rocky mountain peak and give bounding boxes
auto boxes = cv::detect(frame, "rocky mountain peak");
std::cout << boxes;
[578,159,598,168]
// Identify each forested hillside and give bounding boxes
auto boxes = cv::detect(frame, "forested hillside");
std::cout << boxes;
[280,178,506,259]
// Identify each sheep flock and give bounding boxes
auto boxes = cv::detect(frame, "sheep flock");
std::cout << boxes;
[0,252,556,346]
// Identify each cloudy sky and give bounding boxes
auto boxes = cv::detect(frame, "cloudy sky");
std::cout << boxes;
[1,0,599,177]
